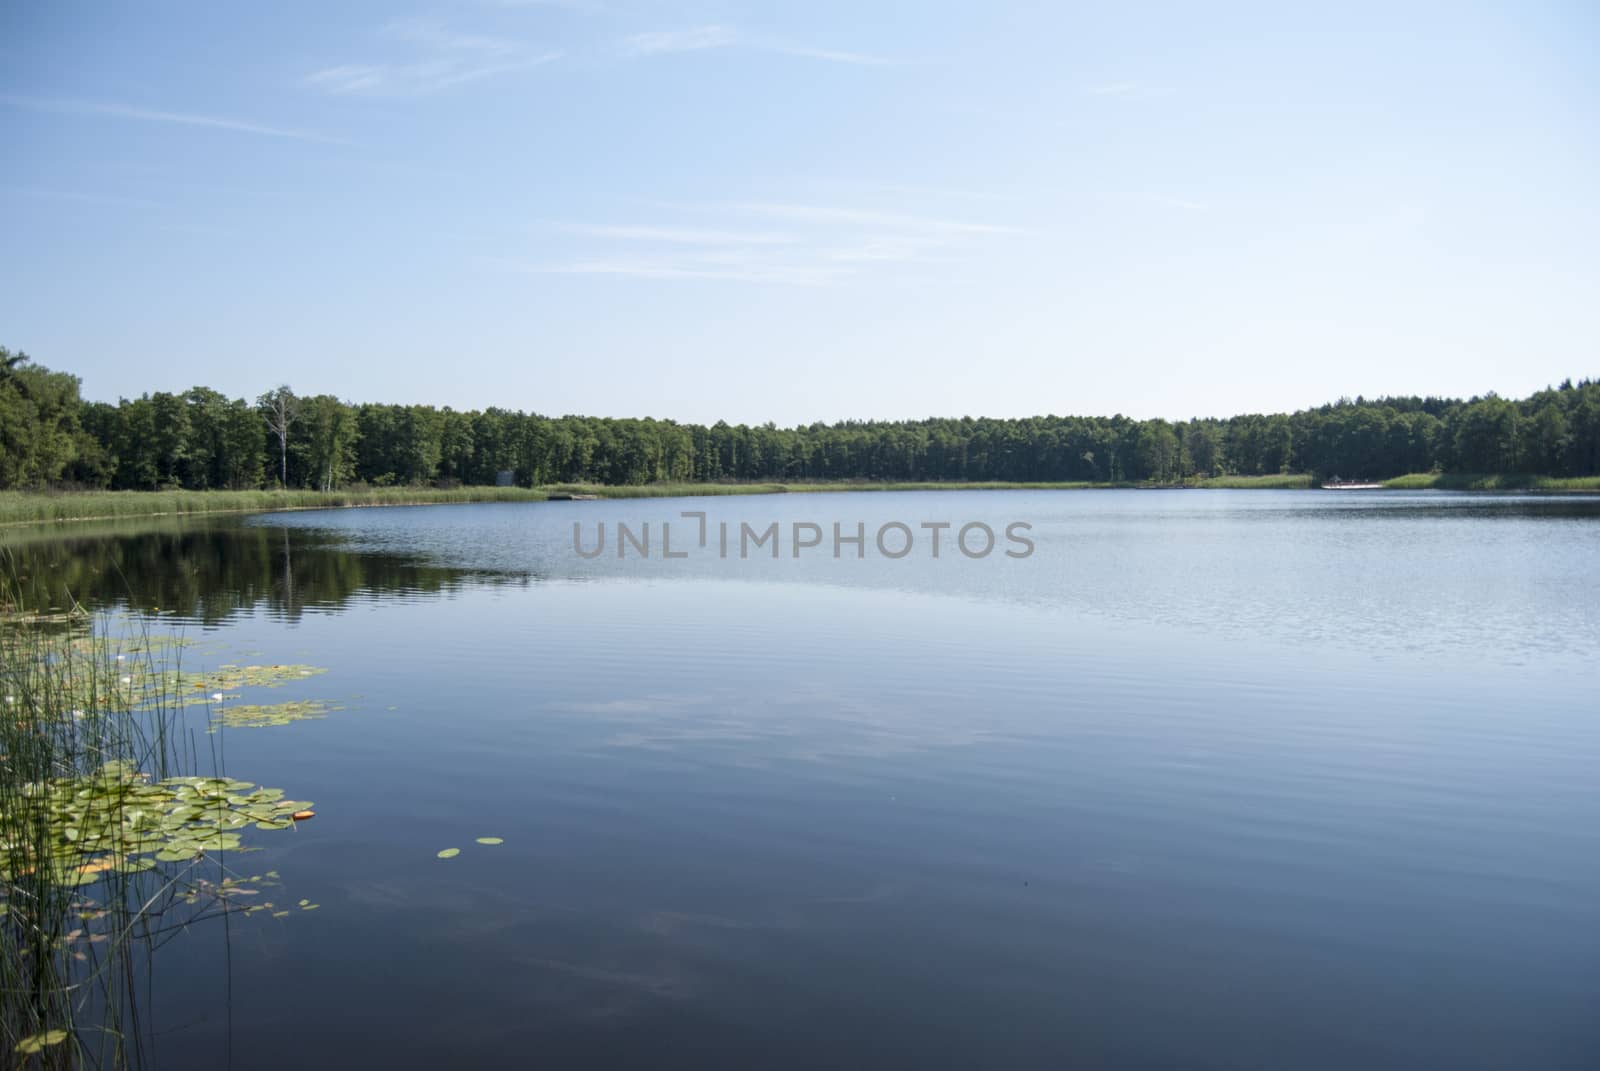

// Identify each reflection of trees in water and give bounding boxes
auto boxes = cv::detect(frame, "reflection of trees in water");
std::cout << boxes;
[1,519,532,625]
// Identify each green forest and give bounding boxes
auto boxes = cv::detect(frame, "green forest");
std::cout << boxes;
[2,347,1597,491]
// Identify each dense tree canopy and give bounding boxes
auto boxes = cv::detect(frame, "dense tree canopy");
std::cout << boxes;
[0,348,104,488]
[0,350,1596,491]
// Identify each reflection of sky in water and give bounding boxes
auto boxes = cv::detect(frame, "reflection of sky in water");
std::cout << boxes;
[163,575,1596,1068]
[251,490,1600,665]
[15,492,1600,1069]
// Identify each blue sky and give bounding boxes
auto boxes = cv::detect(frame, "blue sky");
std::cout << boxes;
[2,1,1595,424]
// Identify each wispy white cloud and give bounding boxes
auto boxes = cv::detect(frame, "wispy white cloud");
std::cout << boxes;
[511,197,1018,286]
[0,95,343,143]
[620,25,898,66]
[766,44,900,67]
[532,259,847,286]
[304,66,388,95]
[863,184,1021,203]
[388,19,522,56]
[817,236,960,265]
[559,224,798,245]
[802,181,1025,207]
[306,19,559,97]
[1084,81,1171,100]
[1103,191,1209,212]
[736,203,1022,235]
[621,25,739,57]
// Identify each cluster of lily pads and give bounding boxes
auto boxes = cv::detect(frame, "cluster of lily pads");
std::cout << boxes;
[133,662,328,709]
[36,647,329,715]
[207,698,341,732]
[0,761,313,887]
[27,630,348,737]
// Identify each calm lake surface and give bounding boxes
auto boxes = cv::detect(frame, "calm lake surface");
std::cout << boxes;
[8,490,1600,1069]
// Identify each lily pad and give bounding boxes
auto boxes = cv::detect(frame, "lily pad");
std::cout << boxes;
[474,837,504,846]
[436,848,460,859]
[15,1029,70,1054]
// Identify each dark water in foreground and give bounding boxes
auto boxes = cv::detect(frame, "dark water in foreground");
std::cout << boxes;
[7,490,1600,1069]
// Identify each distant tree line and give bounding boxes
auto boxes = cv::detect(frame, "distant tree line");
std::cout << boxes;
[1,348,1597,490]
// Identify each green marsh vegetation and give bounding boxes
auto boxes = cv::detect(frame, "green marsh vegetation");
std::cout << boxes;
[0,577,318,1066]
[0,483,1127,528]
[0,487,549,527]
[543,476,1323,495]
[0,477,1333,528]
[1193,474,1317,489]
[1381,473,1600,491]
[544,480,1110,498]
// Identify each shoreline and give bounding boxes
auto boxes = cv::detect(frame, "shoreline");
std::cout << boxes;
[0,479,1294,529]
[2,473,1597,529]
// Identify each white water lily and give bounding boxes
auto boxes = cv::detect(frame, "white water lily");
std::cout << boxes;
[211,693,224,702]
[120,676,132,684]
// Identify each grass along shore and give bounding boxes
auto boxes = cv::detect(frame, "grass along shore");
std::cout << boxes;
[1380,473,1600,491]
[547,475,1317,495]
[0,487,550,527]
[5,471,1596,528]
[0,478,1304,527]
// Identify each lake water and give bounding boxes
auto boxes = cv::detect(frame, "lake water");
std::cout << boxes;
[7,490,1600,1069]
